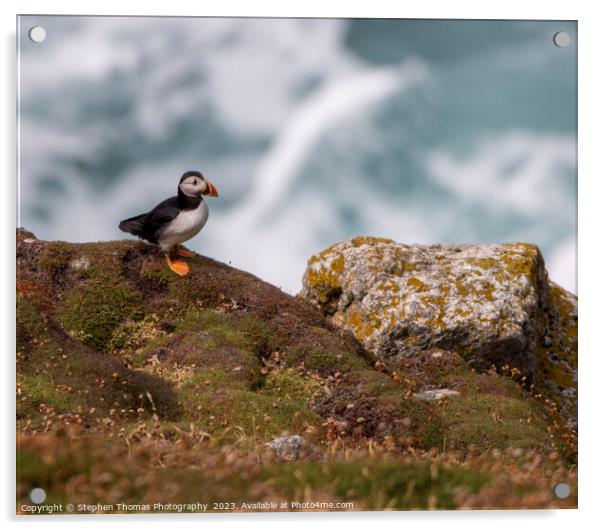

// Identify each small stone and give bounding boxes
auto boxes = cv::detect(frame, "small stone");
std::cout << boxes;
[412,388,460,402]
[266,435,318,461]
[70,256,90,271]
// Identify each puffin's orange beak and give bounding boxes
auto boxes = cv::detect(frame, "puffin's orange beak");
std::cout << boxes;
[206,180,219,197]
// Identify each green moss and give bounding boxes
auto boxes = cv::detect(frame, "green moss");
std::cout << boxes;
[176,310,250,347]
[259,368,323,405]
[177,310,273,359]
[180,367,241,392]
[140,258,172,285]
[285,345,367,374]
[165,272,210,305]
[177,368,323,444]
[347,368,398,395]
[57,279,144,351]
[414,409,446,449]
[187,316,244,348]
[178,310,265,374]
[18,374,71,413]
[437,393,550,452]
[18,329,181,422]
[38,243,73,273]
[230,390,322,442]
[443,372,524,400]
[16,294,48,345]
[233,315,273,355]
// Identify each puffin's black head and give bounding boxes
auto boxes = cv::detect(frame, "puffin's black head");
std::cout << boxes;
[179,171,219,198]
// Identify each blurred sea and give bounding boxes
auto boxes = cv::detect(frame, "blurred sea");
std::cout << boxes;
[17,17,577,293]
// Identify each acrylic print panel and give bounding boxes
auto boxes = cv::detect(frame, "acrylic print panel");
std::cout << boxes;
[16,16,577,514]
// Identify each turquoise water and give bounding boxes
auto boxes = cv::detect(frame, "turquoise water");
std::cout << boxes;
[17,17,577,293]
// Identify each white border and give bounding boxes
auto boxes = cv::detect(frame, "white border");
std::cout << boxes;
[2,1,601,529]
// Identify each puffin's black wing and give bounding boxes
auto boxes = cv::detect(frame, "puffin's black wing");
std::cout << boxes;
[119,196,180,244]
[119,213,147,236]
[140,197,181,244]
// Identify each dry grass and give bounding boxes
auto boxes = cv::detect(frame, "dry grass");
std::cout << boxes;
[17,419,576,513]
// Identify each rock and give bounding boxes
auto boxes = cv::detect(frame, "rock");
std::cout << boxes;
[265,435,319,460]
[412,389,460,402]
[69,256,90,271]
[301,236,577,427]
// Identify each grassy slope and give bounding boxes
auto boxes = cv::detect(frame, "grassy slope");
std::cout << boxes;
[16,230,577,511]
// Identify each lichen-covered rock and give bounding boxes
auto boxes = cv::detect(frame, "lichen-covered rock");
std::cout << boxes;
[536,283,578,428]
[301,237,577,427]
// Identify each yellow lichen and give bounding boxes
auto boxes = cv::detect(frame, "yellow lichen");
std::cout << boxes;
[345,306,365,339]
[343,306,382,342]
[349,236,394,248]
[304,254,345,304]
[421,295,447,331]
[534,281,577,423]
[465,257,498,270]
[376,280,401,294]
[454,280,469,297]
[407,277,428,292]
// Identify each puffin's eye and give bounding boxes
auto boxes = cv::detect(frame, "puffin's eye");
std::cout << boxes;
[192,179,197,185]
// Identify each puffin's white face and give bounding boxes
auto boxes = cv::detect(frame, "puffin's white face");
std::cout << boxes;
[179,174,219,198]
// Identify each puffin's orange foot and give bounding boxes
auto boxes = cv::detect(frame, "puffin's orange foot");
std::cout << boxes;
[175,245,196,258]
[170,259,190,276]
[165,253,190,276]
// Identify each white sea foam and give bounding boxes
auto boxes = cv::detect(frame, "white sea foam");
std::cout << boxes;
[426,131,575,215]
[238,60,427,222]
[17,17,577,295]
[425,131,576,292]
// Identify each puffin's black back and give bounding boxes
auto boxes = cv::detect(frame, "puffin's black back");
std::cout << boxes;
[118,171,204,244]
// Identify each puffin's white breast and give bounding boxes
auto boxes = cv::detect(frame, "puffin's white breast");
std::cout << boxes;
[158,201,209,251]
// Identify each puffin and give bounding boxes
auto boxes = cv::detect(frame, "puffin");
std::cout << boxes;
[119,170,219,276]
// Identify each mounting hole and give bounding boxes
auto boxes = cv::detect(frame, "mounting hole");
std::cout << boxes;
[29,487,46,504]
[553,31,570,48]
[554,483,570,499]
[28,26,47,43]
